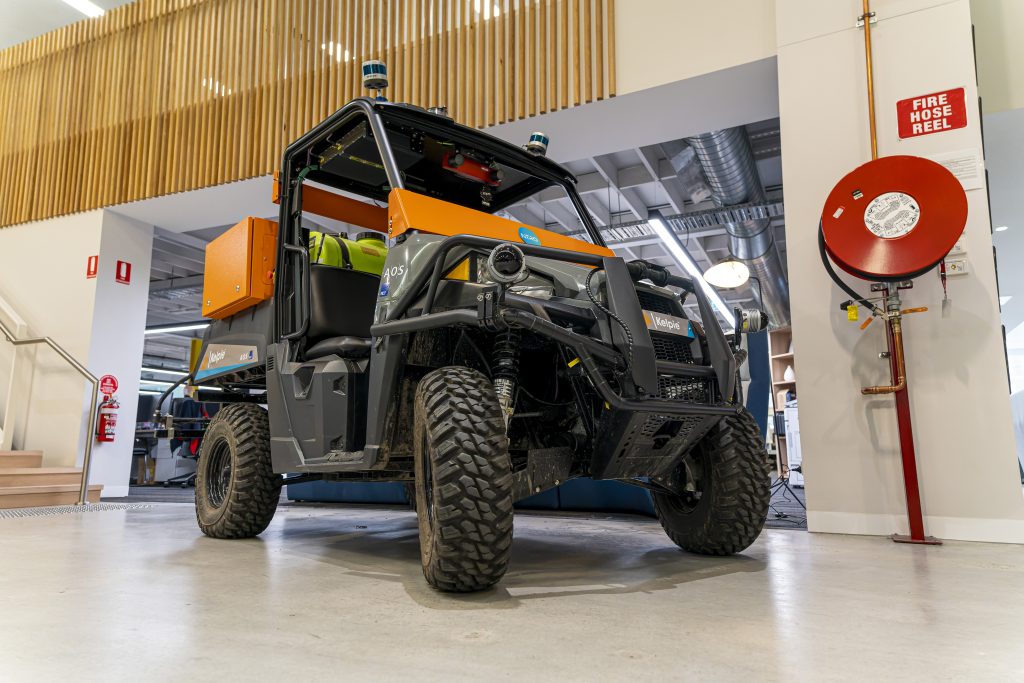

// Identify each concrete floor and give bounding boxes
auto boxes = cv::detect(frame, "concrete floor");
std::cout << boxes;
[1,505,1021,681]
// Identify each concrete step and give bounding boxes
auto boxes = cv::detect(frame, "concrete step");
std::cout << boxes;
[0,467,83,488]
[0,450,44,468]
[0,484,102,509]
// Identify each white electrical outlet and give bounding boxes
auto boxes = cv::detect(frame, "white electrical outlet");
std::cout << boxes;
[948,236,967,255]
[946,258,969,276]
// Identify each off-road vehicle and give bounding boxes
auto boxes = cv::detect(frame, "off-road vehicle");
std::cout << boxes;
[177,94,771,592]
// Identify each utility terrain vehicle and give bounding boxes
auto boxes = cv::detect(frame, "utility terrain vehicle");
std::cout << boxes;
[183,95,771,592]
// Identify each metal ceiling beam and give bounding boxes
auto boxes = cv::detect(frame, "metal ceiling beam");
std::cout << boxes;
[528,198,577,232]
[590,156,649,221]
[149,274,204,291]
[580,195,610,227]
[154,226,210,250]
[637,145,688,215]
[151,239,206,269]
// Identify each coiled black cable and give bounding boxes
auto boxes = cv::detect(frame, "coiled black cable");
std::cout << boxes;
[585,267,633,371]
[818,220,876,313]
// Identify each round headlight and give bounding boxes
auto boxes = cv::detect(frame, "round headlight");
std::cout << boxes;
[486,243,528,284]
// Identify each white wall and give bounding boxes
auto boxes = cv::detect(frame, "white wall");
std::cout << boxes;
[970,0,1024,114]
[0,209,152,498]
[0,211,103,463]
[776,0,1024,542]
[614,0,777,96]
[82,212,153,498]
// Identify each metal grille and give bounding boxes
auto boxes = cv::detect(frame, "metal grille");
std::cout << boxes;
[657,376,710,403]
[650,333,695,364]
[0,503,153,520]
[639,414,671,437]
[636,291,677,315]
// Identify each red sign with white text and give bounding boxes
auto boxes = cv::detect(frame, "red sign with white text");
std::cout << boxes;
[86,255,98,279]
[896,87,967,139]
[115,260,132,285]
[99,374,118,397]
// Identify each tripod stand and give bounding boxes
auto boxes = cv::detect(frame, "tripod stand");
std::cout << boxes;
[769,465,806,520]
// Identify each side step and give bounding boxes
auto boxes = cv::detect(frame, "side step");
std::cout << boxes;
[294,450,373,473]
[0,484,102,509]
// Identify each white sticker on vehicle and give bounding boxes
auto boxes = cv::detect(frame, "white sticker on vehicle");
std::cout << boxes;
[642,311,694,338]
[379,264,407,298]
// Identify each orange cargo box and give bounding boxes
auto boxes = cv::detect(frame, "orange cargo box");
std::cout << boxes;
[202,217,277,320]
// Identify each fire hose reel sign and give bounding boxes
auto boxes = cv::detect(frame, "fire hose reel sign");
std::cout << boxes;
[896,87,967,139]
[863,191,921,239]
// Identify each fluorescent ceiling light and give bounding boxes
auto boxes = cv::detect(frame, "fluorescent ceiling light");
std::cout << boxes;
[144,322,209,335]
[139,390,164,396]
[996,226,1009,232]
[647,218,735,327]
[62,0,105,18]
[1000,296,1012,306]
[141,367,189,376]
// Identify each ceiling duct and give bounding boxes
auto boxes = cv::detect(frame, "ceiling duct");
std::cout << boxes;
[676,128,791,327]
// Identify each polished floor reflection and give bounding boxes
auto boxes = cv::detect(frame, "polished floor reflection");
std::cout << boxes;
[1,504,1020,681]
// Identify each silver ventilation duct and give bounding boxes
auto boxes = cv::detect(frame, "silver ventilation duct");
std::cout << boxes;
[676,128,791,328]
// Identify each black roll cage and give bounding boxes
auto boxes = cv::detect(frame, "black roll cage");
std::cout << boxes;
[273,98,605,343]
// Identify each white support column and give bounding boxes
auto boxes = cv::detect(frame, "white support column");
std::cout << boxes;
[777,0,1024,542]
[82,211,154,498]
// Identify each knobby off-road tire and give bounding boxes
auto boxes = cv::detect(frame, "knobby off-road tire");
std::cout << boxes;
[195,403,282,539]
[652,407,770,555]
[413,366,514,592]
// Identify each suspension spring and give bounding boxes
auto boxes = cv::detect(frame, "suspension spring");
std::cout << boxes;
[492,329,521,424]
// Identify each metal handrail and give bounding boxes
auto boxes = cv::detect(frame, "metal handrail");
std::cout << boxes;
[0,317,100,505]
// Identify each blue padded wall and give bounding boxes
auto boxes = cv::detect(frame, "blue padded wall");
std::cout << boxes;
[287,478,655,515]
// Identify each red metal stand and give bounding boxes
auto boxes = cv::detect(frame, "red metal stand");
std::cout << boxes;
[884,316,942,546]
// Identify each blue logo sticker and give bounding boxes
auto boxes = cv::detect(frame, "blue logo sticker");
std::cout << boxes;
[518,226,541,246]
[378,282,390,297]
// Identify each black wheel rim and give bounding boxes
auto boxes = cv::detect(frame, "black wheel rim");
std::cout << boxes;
[669,450,708,514]
[418,432,435,526]
[205,439,233,509]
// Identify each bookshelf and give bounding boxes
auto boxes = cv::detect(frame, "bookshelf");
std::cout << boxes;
[768,327,797,478]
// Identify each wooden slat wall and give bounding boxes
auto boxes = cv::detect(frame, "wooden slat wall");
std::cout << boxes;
[0,0,615,228]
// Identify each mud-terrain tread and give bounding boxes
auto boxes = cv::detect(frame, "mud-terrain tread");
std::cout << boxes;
[414,366,514,592]
[195,403,281,539]
[652,408,769,555]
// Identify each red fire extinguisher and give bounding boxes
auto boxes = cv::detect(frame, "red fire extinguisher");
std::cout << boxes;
[97,395,119,442]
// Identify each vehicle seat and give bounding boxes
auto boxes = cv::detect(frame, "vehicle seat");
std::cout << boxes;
[304,264,380,360]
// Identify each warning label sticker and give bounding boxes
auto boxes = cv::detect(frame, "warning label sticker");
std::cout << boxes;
[863,192,920,239]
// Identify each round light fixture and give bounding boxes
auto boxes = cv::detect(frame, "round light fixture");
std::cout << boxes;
[703,258,750,289]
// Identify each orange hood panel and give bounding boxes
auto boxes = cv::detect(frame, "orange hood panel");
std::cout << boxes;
[387,188,613,258]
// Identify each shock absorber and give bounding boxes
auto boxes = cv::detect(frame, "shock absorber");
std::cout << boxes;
[492,329,521,426]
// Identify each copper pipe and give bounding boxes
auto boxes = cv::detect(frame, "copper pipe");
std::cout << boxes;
[863,317,906,394]
[862,0,879,160]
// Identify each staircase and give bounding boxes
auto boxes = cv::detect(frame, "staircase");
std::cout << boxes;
[0,450,102,509]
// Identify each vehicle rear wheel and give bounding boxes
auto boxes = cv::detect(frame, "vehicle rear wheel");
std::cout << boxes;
[652,408,770,555]
[413,366,514,592]
[195,404,281,539]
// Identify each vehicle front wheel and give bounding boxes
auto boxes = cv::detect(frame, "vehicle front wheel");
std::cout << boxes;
[413,366,514,592]
[195,404,281,539]
[652,408,770,555]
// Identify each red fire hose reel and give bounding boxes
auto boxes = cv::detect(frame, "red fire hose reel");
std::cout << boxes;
[819,154,968,546]
[821,155,967,281]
